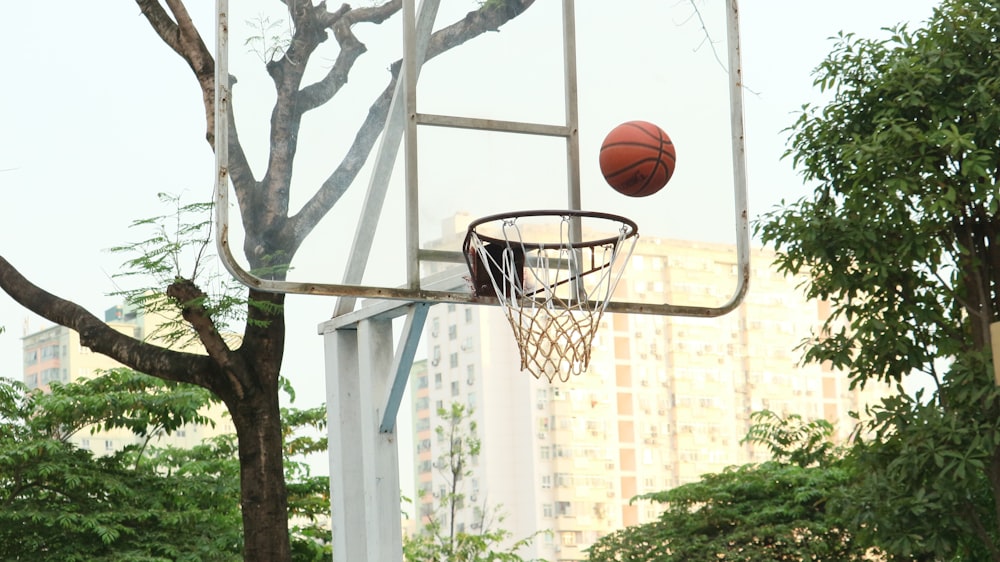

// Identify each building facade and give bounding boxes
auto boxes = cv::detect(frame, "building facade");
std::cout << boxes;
[22,303,233,454]
[410,214,888,561]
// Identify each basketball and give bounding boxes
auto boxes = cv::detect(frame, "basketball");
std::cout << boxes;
[599,121,676,197]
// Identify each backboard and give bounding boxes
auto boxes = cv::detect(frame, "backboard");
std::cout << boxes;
[213,0,749,319]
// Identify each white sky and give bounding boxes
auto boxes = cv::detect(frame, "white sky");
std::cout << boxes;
[1,1,940,470]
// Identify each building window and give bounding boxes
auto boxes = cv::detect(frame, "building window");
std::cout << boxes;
[541,475,552,488]
[465,308,473,323]
[543,503,553,518]
[416,375,428,389]
[555,501,573,517]
[448,324,457,340]
[451,381,460,397]
[105,440,115,451]
[431,317,440,337]
[449,352,459,368]
[468,393,476,409]
[466,365,475,385]
[447,303,456,312]
[435,399,444,412]
[434,373,442,389]
[432,346,441,366]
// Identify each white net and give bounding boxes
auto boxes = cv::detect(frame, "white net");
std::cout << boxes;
[464,211,638,382]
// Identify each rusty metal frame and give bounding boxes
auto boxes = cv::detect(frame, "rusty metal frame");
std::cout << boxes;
[214,0,750,319]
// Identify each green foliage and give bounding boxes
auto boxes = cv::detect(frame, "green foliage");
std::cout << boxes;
[757,0,1000,387]
[590,411,875,562]
[244,14,291,63]
[280,384,332,561]
[756,1,1000,558]
[588,412,866,561]
[742,410,836,468]
[107,193,250,346]
[404,403,544,561]
[0,372,331,560]
[845,364,1000,560]
[37,367,217,446]
[0,373,242,561]
[107,192,287,347]
[588,463,862,562]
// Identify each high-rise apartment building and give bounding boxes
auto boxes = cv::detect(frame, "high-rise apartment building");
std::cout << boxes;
[410,214,888,561]
[22,303,233,454]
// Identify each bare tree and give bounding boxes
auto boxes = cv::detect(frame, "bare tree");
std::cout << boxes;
[0,1,535,560]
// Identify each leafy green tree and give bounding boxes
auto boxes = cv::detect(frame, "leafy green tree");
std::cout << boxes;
[756,1,1000,558]
[279,381,333,562]
[0,2,536,559]
[587,411,869,562]
[0,370,241,561]
[404,403,542,562]
[0,369,331,561]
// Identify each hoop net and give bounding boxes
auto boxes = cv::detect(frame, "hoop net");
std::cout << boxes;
[463,211,638,382]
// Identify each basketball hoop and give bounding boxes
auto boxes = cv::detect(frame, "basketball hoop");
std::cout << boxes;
[463,210,639,382]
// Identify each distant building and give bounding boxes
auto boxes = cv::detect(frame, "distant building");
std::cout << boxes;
[410,213,889,561]
[22,302,233,454]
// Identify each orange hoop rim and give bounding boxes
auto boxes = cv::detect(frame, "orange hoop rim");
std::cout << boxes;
[462,209,639,253]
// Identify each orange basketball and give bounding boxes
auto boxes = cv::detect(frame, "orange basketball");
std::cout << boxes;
[599,121,676,197]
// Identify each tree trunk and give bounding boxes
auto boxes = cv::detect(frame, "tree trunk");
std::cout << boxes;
[231,385,291,561]
[0,256,296,561]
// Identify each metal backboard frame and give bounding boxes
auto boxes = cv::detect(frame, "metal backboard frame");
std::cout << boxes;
[213,0,750,320]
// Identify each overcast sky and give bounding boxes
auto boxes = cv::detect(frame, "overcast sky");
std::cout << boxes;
[1,1,941,446]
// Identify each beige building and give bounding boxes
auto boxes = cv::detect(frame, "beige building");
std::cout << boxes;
[22,303,233,454]
[410,214,888,561]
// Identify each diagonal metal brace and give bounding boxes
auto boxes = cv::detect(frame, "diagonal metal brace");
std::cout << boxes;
[380,302,429,433]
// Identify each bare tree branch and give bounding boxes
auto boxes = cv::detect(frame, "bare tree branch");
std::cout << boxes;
[683,0,760,96]
[289,0,536,247]
[134,0,256,213]
[135,0,216,143]
[297,5,377,112]
[165,278,252,396]
[0,256,218,391]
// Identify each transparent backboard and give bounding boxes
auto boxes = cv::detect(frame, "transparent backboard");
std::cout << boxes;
[214,0,748,318]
